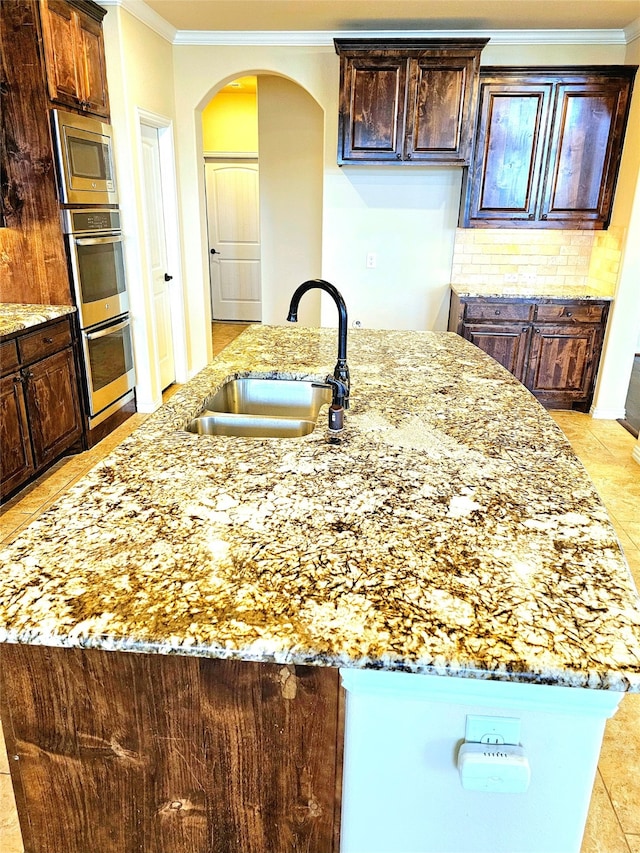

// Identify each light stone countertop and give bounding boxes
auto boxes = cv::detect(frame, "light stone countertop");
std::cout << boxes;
[0,303,76,338]
[450,284,614,300]
[1,325,639,690]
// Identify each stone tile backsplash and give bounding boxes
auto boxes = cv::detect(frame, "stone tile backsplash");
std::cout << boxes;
[451,228,624,297]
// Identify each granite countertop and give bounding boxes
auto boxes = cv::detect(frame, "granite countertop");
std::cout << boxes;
[0,303,76,339]
[1,325,639,690]
[451,284,614,301]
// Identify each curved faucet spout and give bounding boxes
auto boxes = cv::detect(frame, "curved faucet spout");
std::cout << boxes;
[287,279,350,409]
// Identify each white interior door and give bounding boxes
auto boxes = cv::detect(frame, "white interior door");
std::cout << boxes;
[205,160,262,321]
[141,124,175,390]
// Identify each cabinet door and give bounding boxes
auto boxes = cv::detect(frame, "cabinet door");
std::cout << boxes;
[24,348,83,469]
[526,324,600,402]
[338,56,408,162]
[405,57,475,163]
[75,8,109,117]
[40,0,82,108]
[540,79,633,228]
[39,0,109,117]
[461,323,531,382]
[464,82,552,223]
[0,374,35,499]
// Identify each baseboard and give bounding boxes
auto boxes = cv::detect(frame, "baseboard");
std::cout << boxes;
[633,443,640,466]
[589,406,627,420]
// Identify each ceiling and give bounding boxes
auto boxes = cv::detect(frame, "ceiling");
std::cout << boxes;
[141,0,640,33]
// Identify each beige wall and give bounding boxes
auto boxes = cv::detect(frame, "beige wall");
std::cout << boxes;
[104,13,639,419]
[257,76,324,327]
[102,6,184,411]
[592,34,640,418]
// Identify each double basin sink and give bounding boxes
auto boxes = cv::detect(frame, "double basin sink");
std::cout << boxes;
[186,376,332,438]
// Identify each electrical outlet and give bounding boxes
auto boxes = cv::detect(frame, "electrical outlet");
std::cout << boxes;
[352,319,363,328]
[504,273,518,284]
[520,272,537,284]
[465,715,521,746]
[366,252,377,269]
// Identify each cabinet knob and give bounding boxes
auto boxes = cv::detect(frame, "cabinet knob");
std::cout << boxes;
[534,328,541,334]
[396,153,401,159]
[541,214,548,220]
[13,375,24,385]
[406,152,412,160]
[565,311,573,317]
[495,309,501,315]
[43,337,53,344]
[522,327,528,333]
[528,214,534,219]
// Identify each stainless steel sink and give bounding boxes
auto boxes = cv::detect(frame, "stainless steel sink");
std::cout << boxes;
[186,376,332,438]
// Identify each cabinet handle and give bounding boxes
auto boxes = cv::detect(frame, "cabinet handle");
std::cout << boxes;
[43,337,53,344]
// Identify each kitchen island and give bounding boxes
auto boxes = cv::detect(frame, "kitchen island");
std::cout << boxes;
[1,325,639,853]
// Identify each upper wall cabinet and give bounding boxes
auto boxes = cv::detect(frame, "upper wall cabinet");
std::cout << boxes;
[39,0,109,118]
[334,39,488,166]
[460,67,637,229]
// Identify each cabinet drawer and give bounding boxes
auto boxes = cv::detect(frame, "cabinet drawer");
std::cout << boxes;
[464,301,533,322]
[534,302,605,324]
[18,319,72,364]
[0,339,20,377]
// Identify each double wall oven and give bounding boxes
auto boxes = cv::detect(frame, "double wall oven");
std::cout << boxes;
[53,109,136,432]
[62,209,135,428]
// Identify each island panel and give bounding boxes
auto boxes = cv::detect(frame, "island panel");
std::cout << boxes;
[0,644,343,853]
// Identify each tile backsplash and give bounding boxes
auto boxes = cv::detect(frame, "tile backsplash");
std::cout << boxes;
[451,228,624,297]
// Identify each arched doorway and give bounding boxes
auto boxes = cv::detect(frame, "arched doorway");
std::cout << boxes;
[201,73,324,329]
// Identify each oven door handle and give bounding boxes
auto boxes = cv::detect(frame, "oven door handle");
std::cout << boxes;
[86,319,130,341]
[75,236,122,246]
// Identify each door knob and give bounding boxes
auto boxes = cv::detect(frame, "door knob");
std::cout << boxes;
[164,273,173,282]
[210,248,220,255]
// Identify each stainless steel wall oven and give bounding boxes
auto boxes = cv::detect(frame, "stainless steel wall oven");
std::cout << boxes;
[62,209,135,428]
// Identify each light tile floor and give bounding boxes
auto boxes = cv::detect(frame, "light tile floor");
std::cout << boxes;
[0,331,639,851]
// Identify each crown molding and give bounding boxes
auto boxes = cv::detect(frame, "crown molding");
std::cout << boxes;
[102,3,637,48]
[173,28,629,47]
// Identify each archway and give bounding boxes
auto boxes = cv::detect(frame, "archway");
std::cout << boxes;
[200,73,324,329]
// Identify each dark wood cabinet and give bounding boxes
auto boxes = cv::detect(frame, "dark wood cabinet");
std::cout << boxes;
[0,341,36,497]
[39,0,109,117]
[460,67,636,229]
[1,316,83,501]
[449,292,610,409]
[335,39,488,165]
[0,645,343,853]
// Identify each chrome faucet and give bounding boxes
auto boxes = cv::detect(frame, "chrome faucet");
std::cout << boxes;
[286,279,350,411]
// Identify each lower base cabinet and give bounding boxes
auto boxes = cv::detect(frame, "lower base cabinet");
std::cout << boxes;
[0,316,84,500]
[448,293,610,410]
